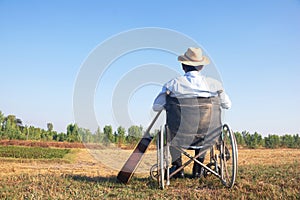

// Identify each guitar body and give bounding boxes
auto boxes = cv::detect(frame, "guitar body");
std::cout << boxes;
[117,135,153,183]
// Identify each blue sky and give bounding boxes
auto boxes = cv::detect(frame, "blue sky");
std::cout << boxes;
[0,0,299,135]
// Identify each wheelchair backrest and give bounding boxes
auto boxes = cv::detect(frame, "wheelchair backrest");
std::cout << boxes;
[165,95,222,147]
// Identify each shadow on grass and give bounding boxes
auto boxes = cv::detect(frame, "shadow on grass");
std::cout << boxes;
[66,173,225,191]
[66,174,151,184]
[66,174,163,190]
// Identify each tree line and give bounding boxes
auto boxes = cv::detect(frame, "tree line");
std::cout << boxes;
[0,111,146,145]
[234,131,300,149]
[0,111,299,148]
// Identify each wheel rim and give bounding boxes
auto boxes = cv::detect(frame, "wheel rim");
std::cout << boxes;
[221,124,238,188]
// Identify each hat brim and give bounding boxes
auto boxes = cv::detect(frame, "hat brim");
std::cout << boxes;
[178,55,210,66]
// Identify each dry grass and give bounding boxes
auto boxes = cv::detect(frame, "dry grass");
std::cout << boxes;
[1,147,299,177]
[0,146,299,199]
[237,148,300,166]
[0,148,117,178]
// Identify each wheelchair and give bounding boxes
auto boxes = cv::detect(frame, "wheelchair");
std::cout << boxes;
[150,95,238,189]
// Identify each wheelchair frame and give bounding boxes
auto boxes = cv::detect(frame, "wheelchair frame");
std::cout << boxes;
[150,123,238,189]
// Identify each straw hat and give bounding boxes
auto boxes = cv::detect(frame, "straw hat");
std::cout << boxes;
[178,47,210,66]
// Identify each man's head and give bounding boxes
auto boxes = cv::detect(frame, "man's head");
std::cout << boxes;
[178,47,210,71]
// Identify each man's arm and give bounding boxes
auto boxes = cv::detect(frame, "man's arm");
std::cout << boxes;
[152,92,166,112]
[152,86,169,112]
[220,92,232,109]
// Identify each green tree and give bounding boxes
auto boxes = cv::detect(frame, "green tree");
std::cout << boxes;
[243,131,263,149]
[55,132,67,142]
[4,115,16,139]
[281,134,295,148]
[34,127,42,140]
[117,126,126,145]
[27,126,41,140]
[3,115,17,131]
[234,131,245,146]
[264,134,280,148]
[0,111,4,138]
[15,118,23,129]
[254,132,264,147]
[0,111,4,130]
[67,123,80,142]
[47,123,54,132]
[114,131,118,143]
[22,125,29,140]
[127,125,143,144]
[0,115,26,139]
[294,134,300,148]
[103,125,113,144]
[79,128,93,143]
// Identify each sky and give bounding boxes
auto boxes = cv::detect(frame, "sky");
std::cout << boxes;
[0,0,299,136]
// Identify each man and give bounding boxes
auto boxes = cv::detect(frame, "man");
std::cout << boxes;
[152,47,231,178]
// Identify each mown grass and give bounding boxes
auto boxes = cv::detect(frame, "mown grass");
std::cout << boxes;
[0,146,70,159]
[0,161,299,199]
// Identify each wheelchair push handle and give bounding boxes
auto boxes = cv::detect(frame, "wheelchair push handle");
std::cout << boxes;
[145,109,163,137]
[217,90,223,96]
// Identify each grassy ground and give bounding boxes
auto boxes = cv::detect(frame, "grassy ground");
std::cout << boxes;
[0,146,70,159]
[0,147,299,199]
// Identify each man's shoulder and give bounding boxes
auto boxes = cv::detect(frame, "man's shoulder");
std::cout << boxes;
[164,75,185,85]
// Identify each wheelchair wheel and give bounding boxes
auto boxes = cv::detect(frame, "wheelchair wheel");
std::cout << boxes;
[151,126,169,189]
[150,164,159,180]
[220,124,238,188]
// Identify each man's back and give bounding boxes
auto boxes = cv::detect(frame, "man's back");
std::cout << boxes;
[153,71,231,111]
[164,71,215,98]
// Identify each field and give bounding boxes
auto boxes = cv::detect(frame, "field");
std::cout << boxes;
[0,143,299,199]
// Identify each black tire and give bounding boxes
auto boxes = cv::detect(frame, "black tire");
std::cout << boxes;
[219,124,238,188]
[150,164,159,180]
